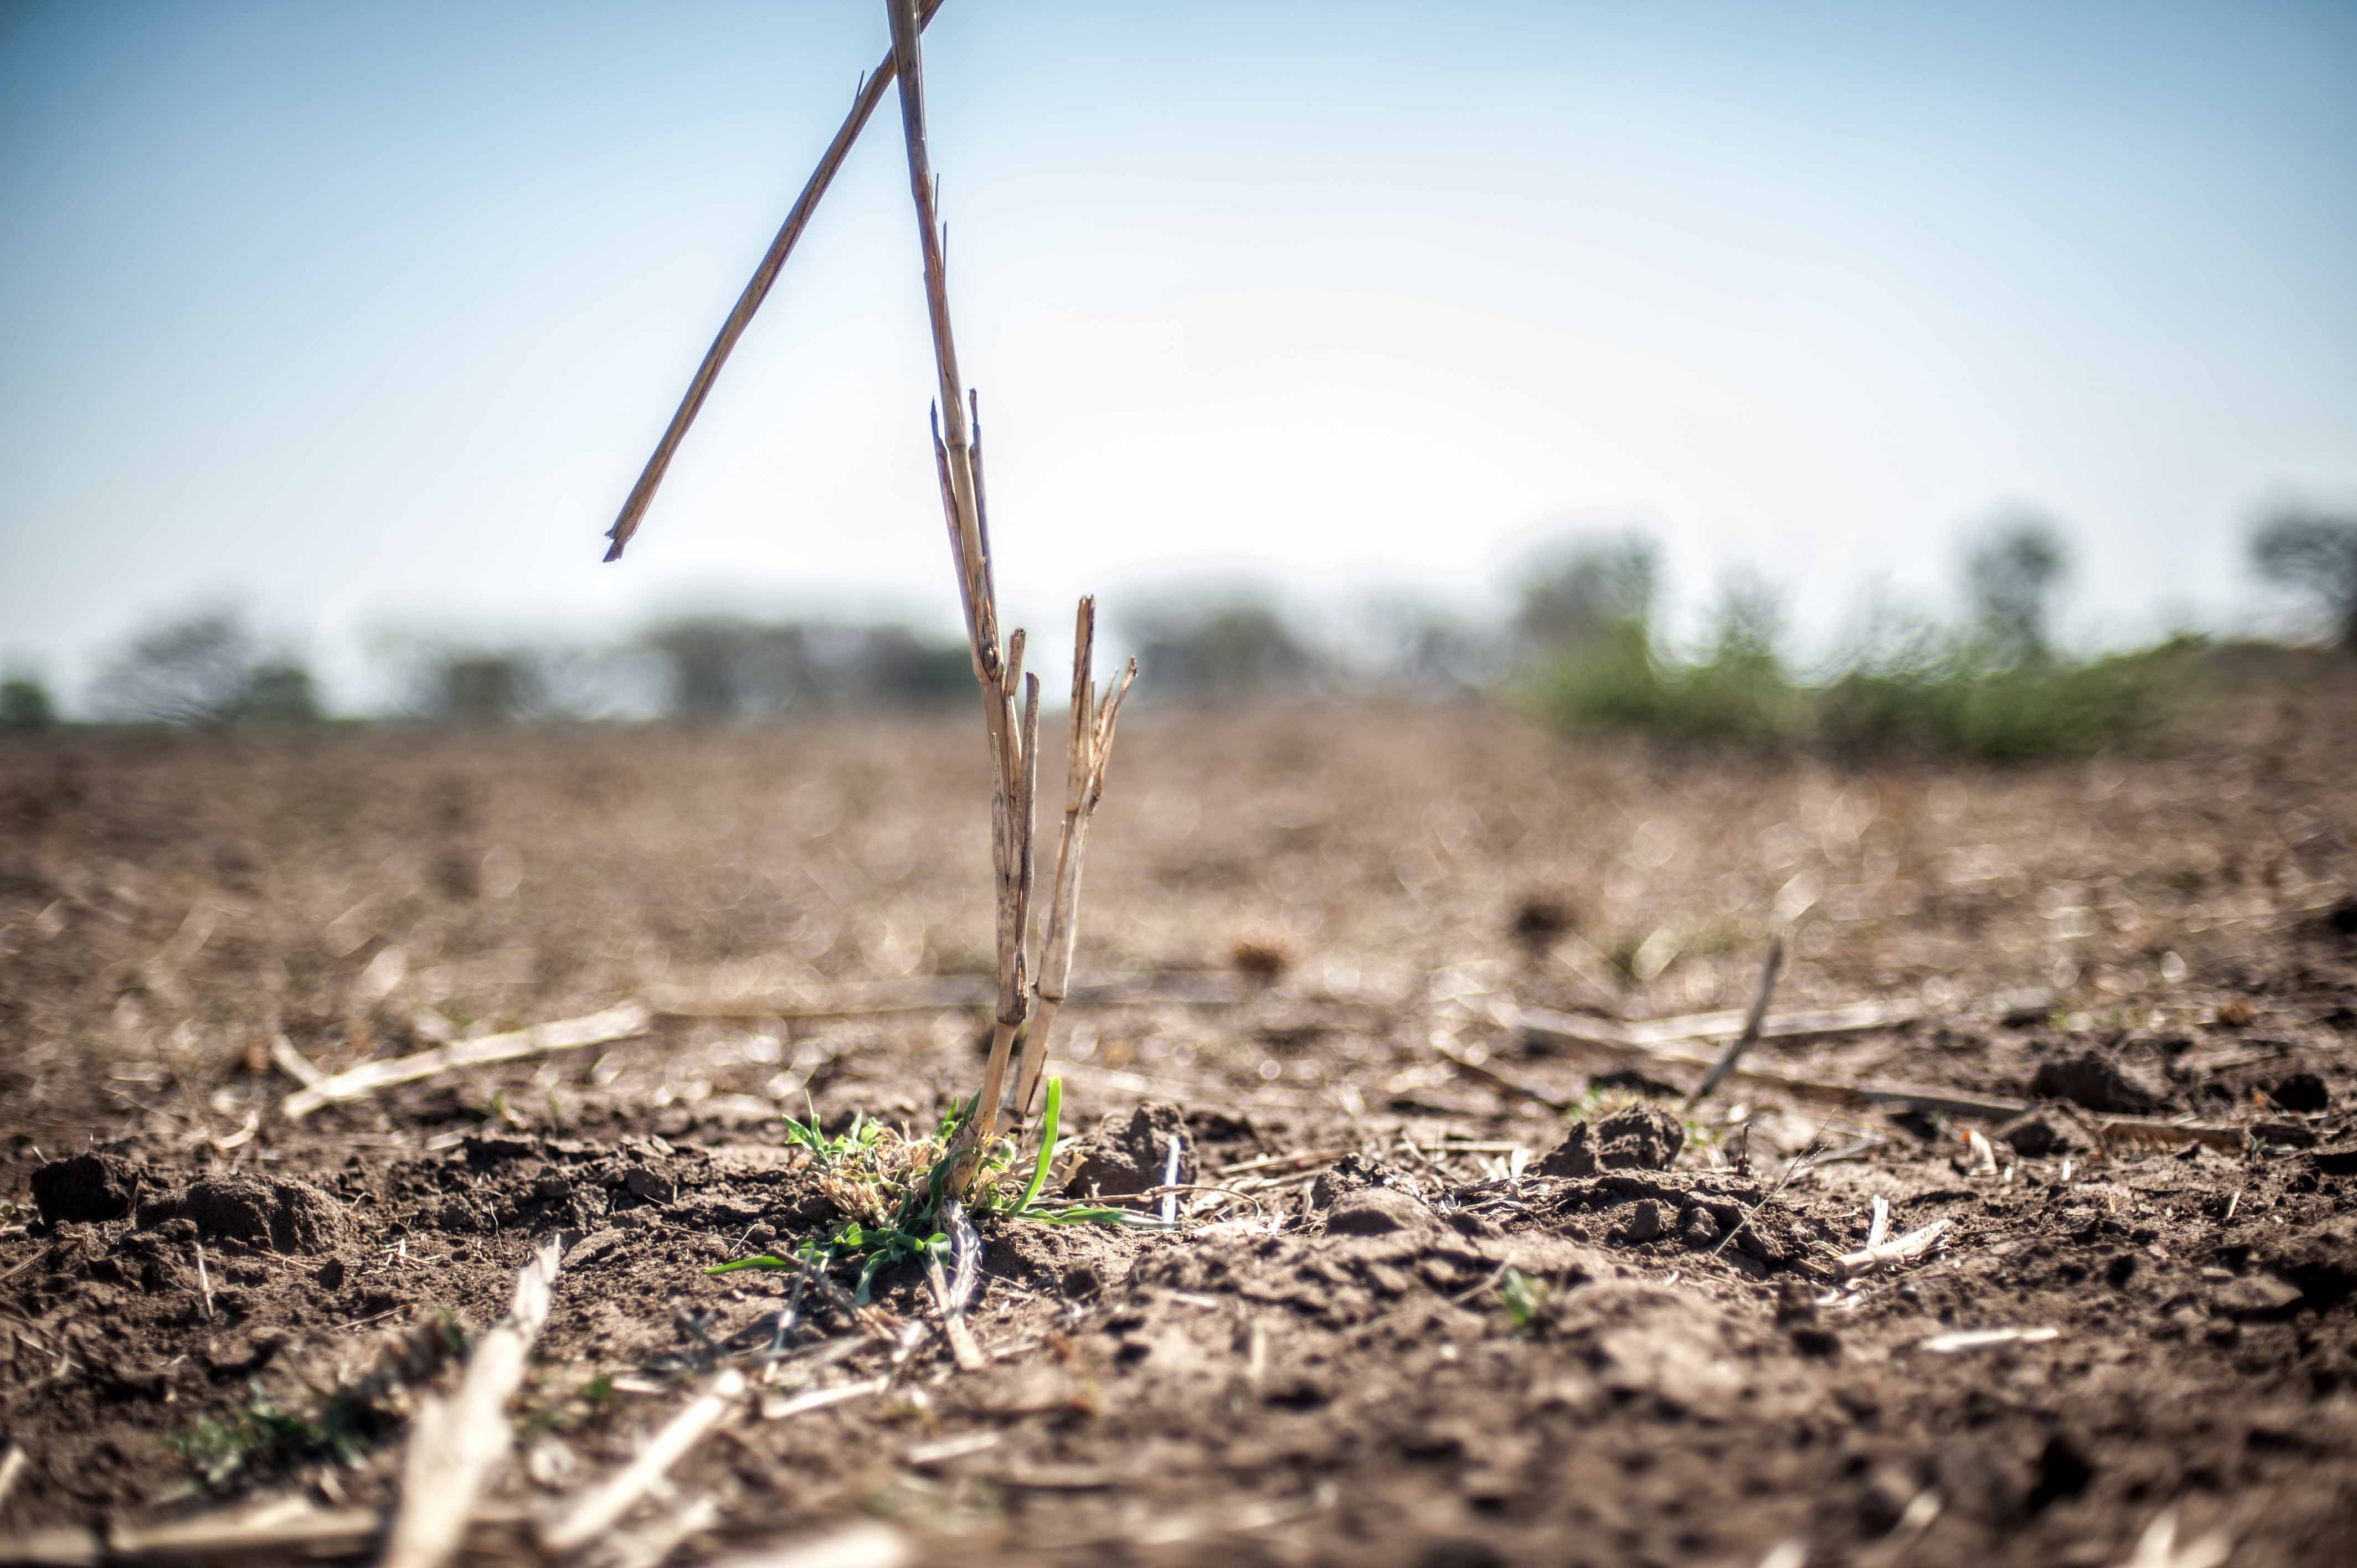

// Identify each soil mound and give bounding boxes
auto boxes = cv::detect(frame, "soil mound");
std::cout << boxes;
[1065,1100,1196,1203]
[1309,1152,1411,1209]
[1995,1110,2090,1158]
[1324,1185,1435,1237]
[136,1176,346,1254]
[30,1151,142,1224]
[2027,1050,2163,1114]
[1533,1101,1685,1177]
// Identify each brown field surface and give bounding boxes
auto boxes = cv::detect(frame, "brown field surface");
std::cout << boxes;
[3,692,2355,1566]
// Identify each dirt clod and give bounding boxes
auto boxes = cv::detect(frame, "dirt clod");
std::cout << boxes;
[1064,1100,1195,1204]
[1325,1186,1433,1237]
[2269,1071,2330,1112]
[1618,1197,1665,1242]
[1509,895,1576,945]
[31,1151,142,1224]
[1229,937,1291,981]
[1533,1101,1685,1177]
[136,1177,346,1254]
[1309,1152,1406,1209]
[1994,1110,2088,1158]
[2027,1049,2163,1114]
[1676,1203,1721,1247]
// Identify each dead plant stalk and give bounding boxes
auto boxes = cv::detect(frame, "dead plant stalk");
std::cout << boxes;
[883,0,1131,1190]
[603,0,951,561]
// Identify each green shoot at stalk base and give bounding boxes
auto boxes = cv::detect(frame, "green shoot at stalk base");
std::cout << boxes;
[707,1077,1147,1301]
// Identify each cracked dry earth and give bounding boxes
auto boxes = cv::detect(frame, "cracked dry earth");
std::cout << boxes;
[3,689,2356,1566]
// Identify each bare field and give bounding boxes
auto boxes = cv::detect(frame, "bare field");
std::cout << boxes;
[3,696,2355,1566]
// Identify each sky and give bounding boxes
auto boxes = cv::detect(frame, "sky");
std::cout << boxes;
[4,0,2355,711]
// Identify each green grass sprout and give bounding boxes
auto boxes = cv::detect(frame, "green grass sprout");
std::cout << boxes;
[1499,1268,1549,1334]
[707,1077,1150,1302]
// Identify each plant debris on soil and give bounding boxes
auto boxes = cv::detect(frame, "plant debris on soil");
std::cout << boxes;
[4,698,2356,1565]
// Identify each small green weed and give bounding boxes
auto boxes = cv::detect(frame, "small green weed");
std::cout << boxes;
[1499,1268,1549,1333]
[166,1386,368,1489]
[708,1079,1139,1302]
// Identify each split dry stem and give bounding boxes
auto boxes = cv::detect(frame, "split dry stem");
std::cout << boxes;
[883,0,1131,1190]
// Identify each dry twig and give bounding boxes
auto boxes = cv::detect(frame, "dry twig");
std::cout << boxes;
[1686,934,1784,1108]
[1917,1325,2059,1354]
[541,1369,748,1556]
[1500,997,2249,1148]
[879,0,1033,1189]
[1835,1218,1951,1281]
[2112,1507,2232,1568]
[280,1003,649,1120]
[7,1498,537,1566]
[602,0,950,560]
[381,1236,566,1568]
[877,0,1131,1189]
[266,1033,323,1087]
[1016,597,1137,1119]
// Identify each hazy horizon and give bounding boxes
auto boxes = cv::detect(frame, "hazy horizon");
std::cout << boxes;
[5,0,2355,713]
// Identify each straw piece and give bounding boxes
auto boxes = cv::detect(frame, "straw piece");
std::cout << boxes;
[1917,1325,2059,1354]
[704,1521,915,1568]
[1686,935,1784,1108]
[267,1033,323,1087]
[1502,998,2250,1146]
[603,0,951,561]
[2111,1507,2232,1568]
[539,1369,748,1556]
[382,1237,566,1568]
[0,1445,27,1516]
[1017,597,1138,1118]
[281,1004,649,1120]
[1836,1218,1951,1280]
[759,1377,888,1422]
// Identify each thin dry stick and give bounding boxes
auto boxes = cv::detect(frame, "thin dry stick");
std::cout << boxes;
[1686,933,1784,1108]
[646,971,1229,1022]
[1499,998,2249,1147]
[1705,1110,1835,1262]
[1016,597,1138,1118]
[78,1499,534,1564]
[602,0,950,561]
[382,1236,566,1568]
[280,1003,649,1120]
[1918,1325,2058,1354]
[884,0,1042,1188]
[289,1004,646,1116]
[1836,1217,1951,1280]
[0,1443,25,1515]
[540,1369,748,1556]
[267,1033,323,1087]
[598,1494,722,1568]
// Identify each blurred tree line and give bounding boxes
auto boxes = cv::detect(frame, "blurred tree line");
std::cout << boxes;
[8,506,2350,742]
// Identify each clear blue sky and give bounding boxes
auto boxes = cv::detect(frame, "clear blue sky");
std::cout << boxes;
[4,0,2354,709]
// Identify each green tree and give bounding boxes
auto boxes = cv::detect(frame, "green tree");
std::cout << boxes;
[1963,515,2068,664]
[1,674,56,734]
[89,611,324,728]
[1513,532,1659,653]
[243,662,322,725]
[90,611,260,726]
[1130,598,1322,695]
[2251,508,2357,652]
